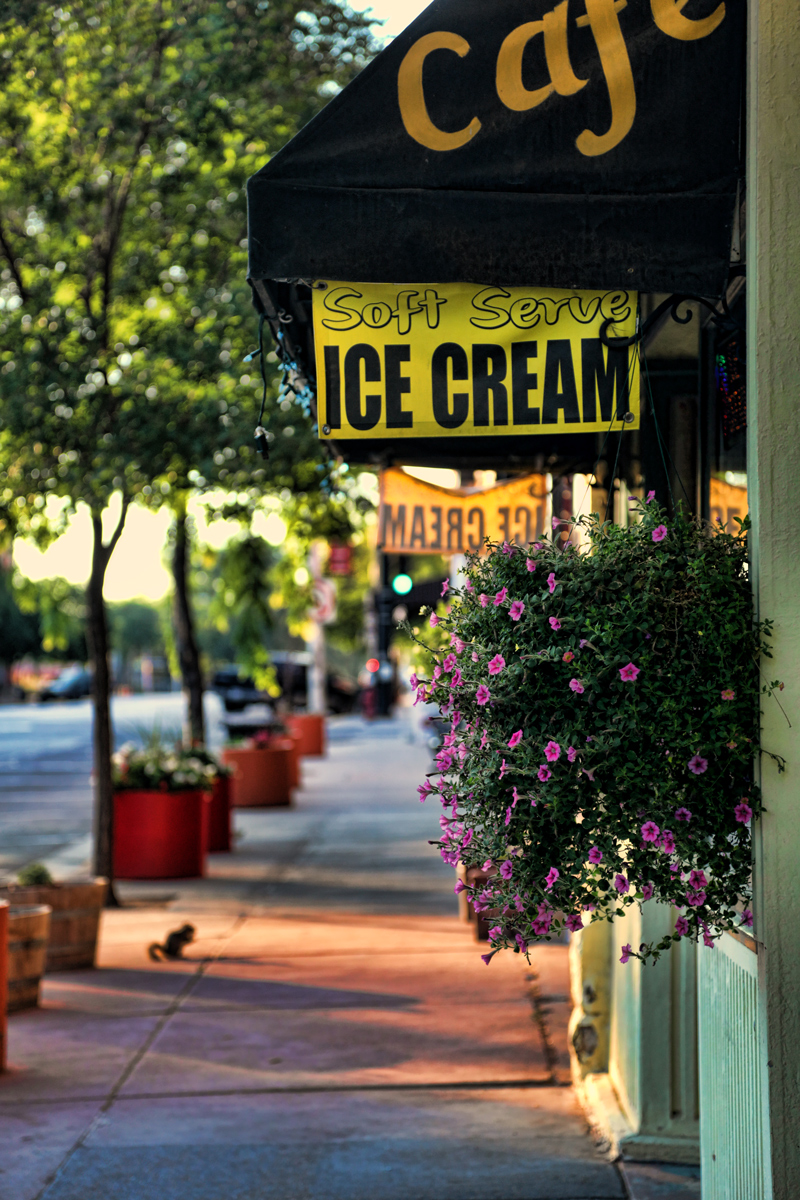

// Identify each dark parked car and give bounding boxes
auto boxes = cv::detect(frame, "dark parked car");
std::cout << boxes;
[37,667,92,702]
[211,668,269,713]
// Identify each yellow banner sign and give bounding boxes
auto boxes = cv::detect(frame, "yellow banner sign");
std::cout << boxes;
[378,468,549,555]
[314,282,639,441]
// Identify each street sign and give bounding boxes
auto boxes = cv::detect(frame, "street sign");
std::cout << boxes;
[327,543,353,576]
[378,467,548,554]
[314,282,639,443]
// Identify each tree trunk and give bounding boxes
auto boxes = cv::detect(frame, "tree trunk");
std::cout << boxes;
[87,501,129,903]
[172,505,205,745]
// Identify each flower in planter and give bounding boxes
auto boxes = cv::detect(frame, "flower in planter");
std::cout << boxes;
[549,617,561,631]
[410,501,778,964]
[652,524,668,542]
[721,687,735,701]
[509,600,525,620]
[494,587,508,605]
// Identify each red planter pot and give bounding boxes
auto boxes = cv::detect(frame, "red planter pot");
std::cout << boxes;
[207,775,232,853]
[222,746,293,807]
[273,737,300,789]
[286,713,326,757]
[113,789,210,880]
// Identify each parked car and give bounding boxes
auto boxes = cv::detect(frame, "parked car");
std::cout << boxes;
[37,667,92,702]
[211,668,269,713]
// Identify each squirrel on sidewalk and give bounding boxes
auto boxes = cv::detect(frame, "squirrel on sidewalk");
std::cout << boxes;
[148,924,196,962]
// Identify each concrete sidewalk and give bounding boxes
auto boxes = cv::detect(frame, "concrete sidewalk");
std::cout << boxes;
[0,712,690,1199]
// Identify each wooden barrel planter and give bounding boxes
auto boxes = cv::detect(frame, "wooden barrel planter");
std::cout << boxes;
[7,905,51,1013]
[113,790,210,879]
[206,775,232,853]
[456,863,497,942]
[0,879,108,972]
[286,713,326,757]
[222,745,293,807]
[0,901,7,1069]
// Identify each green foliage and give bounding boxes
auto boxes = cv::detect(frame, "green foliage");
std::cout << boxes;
[14,573,87,657]
[17,861,54,885]
[0,0,375,524]
[207,531,279,690]
[108,599,164,660]
[0,563,40,663]
[414,504,775,964]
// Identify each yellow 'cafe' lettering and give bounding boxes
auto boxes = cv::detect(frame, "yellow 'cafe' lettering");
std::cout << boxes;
[396,31,481,152]
[398,0,725,157]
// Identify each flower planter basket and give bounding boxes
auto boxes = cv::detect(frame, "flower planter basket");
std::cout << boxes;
[0,879,108,971]
[415,503,774,964]
[222,745,292,808]
[0,901,7,1069]
[7,904,51,1013]
[286,713,326,757]
[113,790,210,879]
[206,775,232,853]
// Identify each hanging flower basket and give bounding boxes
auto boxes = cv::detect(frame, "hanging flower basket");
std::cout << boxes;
[412,502,781,964]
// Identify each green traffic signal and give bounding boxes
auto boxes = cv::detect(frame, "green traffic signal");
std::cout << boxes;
[391,573,413,595]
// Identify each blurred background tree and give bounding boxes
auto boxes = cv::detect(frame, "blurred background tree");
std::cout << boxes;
[0,0,375,885]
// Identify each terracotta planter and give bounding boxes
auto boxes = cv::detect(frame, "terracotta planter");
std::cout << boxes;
[113,789,210,879]
[0,901,7,1069]
[7,904,51,1013]
[222,745,292,807]
[273,736,300,789]
[207,775,232,853]
[286,713,326,757]
[0,878,108,972]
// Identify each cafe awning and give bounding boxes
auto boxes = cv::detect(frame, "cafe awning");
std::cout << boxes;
[247,0,744,297]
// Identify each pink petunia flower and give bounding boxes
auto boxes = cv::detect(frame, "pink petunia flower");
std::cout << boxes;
[619,662,640,682]
[641,883,654,901]
[688,754,708,775]
[499,759,507,779]
[413,685,428,705]
[567,746,578,762]
[480,951,495,965]
[562,650,574,663]
[479,730,488,749]
[494,587,508,606]
[741,909,753,927]
[652,524,667,542]
[499,860,513,880]
[689,869,707,888]
[544,740,561,762]
[443,653,457,673]
[512,787,519,806]
[465,580,475,593]
[569,678,585,694]
[451,635,465,653]
[488,925,504,942]
[509,600,525,620]
[565,914,584,932]
[454,879,466,895]
[451,669,463,687]
[549,617,561,631]
[508,730,523,749]
[579,638,588,648]
[646,490,655,503]
[488,654,506,675]
[675,916,690,937]
[641,821,660,843]
[502,541,514,555]
[479,594,489,607]
[614,874,630,894]
[686,889,707,907]
[675,807,692,823]
[440,579,449,597]
[429,613,439,627]
[547,572,557,593]
[721,688,735,701]
[504,807,512,826]
[537,764,552,782]
[526,559,536,573]
[620,943,633,964]
[734,800,753,824]
[545,867,560,891]
[417,781,433,802]
[532,912,553,936]
[588,846,603,864]
[659,830,676,854]
[476,684,491,705]
[472,651,480,662]
[582,768,596,782]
